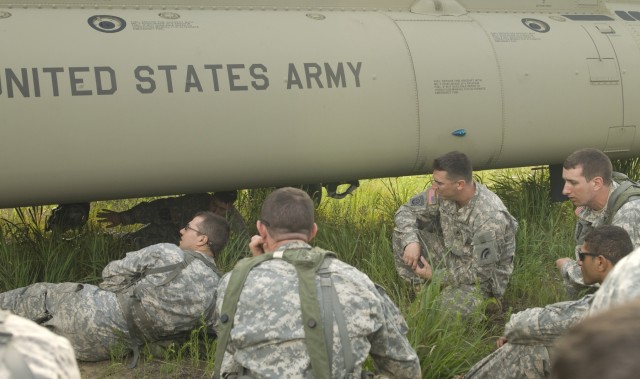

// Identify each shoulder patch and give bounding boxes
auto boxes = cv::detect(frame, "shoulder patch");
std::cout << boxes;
[410,193,426,207]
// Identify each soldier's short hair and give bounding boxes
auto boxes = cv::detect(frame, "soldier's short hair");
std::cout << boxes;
[260,187,314,237]
[564,148,612,185]
[433,151,473,183]
[194,211,230,254]
[584,225,633,264]
[551,297,640,379]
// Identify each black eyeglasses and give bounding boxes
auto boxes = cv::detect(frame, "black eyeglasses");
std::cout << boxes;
[577,252,600,261]
[183,223,204,235]
[577,251,618,264]
[259,219,270,227]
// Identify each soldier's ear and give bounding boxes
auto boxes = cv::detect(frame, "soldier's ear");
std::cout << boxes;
[592,176,605,190]
[308,223,318,242]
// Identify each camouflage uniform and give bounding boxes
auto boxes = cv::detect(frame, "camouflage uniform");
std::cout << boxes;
[0,244,220,361]
[393,183,518,314]
[464,295,592,379]
[589,247,640,316]
[118,193,246,248]
[214,241,422,379]
[559,183,640,297]
[0,310,81,379]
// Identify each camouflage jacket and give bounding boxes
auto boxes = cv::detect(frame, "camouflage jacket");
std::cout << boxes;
[560,182,640,291]
[100,243,222,337]
[505,295,592,346]
[394,183,518,298]
[214,241,422,379]
[118,193,246,235]
[589,247,640,316]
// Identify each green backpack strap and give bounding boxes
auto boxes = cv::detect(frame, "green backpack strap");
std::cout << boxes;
[213,248,338,379]
[213,253,275,379]
[606,172,640,225]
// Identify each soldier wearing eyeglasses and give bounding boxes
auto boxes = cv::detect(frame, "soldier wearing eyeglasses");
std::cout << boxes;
[97,191,246,248]
[0,211,229,363]
[461,225,633,379]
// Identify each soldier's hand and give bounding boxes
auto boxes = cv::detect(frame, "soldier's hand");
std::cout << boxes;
[496,336,508,348]
[249,235,266,256]
[96,209,122,228]
[402,242,421,269]
[414,256,432,280]
[555,257,573,271]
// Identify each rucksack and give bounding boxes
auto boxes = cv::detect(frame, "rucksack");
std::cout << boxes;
[213,247,357,379]
[605,172,640,225]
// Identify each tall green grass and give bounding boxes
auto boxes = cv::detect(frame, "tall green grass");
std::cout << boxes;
[2,161,639,378]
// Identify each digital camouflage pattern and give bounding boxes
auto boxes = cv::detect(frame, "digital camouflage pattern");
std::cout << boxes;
[464,295,592,379]
[214,241,421,379]
[560,182,640,297]
[117,193,246,248]
[393,183,518,311]
[589,247,640,316]
[0,243,221,361]
[0,310,81,379]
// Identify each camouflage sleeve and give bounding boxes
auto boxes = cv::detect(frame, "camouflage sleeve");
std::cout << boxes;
[611,200,640,248]
[504,295,592,345]
[368,285,422,379]
[99,244,179,291]
[394,191,438,251]
[441,211,517,298]
[558,258,598,299]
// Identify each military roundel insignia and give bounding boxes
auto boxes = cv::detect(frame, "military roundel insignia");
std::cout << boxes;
[410,194,426,207]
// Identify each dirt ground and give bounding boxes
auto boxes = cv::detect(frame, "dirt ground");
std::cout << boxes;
[78,359,211,379]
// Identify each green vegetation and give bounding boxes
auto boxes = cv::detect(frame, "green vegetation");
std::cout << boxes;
[2,161,637,378]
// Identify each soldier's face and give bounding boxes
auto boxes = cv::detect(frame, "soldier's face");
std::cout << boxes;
[179,216,205,250]
[562,166,597,207]
[431,170,458,200]
[578,243,599,285]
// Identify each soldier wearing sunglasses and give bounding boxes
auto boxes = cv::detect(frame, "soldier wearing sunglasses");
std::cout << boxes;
[461,225,633,379]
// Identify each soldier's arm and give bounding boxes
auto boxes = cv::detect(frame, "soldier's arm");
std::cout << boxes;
[368,285,422,379]
[118,197,180,225]
[504,295,592,345]
[394,191,437,251]
[99,245,166,290]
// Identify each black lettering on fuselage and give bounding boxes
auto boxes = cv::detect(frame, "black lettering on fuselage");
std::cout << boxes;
[204,64,223,91]
[287,62,363,89]
[287,63,303,89]
[43,67,64,96]
[158,65,178,93]
[228,64,248,91]
[347,62,362,87]
[325,63,346,88]
[304,63,323,89]
[185,65,203,92]
[135,66,156,94]
[250,64,269,90]
[69,67,92,96]
[5,68,30,98]
[95,66,117,95]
